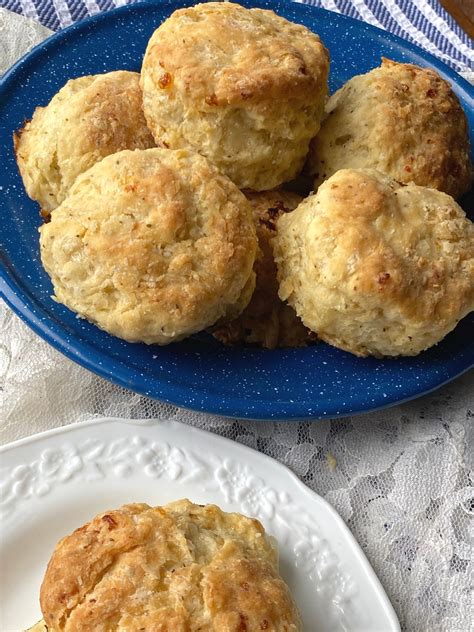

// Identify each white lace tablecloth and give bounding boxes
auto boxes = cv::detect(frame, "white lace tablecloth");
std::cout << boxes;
[1,9,473,632]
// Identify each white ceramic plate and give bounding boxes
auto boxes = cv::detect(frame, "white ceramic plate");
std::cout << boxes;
[0,418,399,631]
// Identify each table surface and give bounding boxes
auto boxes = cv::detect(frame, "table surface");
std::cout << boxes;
[441,0,474,37]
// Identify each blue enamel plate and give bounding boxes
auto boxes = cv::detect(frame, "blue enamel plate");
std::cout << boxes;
[1,0,473,420]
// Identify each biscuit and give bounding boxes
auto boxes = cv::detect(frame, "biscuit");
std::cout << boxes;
[40,148,257,344]
[40,500,301,631]
[307,59,473,198]
[274,169,474,357]
[14,71,155,211]
[213,189,314,349]
[25,622,47,631]
[141,2,329,191]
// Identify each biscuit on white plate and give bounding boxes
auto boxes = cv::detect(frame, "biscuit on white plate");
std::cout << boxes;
[40,500,302,631]
[214,189,314,349]
[141,2,329,191]
[40,148,257,345]
[274,168,474,357]
[14,71,155,211]
[308,59,473,198]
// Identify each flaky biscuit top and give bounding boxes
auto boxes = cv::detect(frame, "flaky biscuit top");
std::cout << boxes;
[40,500,301,631]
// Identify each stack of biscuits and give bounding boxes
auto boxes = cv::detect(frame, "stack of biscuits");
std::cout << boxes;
[15,1,474,357]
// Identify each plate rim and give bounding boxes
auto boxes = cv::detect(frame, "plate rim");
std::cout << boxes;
[0,0,473,422]
[0,416,401,631]
[2,278,473,421]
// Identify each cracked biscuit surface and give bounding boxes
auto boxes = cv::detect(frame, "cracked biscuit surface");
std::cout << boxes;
[40,148,257,345]
[40,500,301,631]
[308,59,473,198]
[213,189,314,349]
[274,168,474,357]
[141,2,329,191]
[14,71,155,211]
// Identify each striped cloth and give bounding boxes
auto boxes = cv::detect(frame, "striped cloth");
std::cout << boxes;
[2,0,473,77]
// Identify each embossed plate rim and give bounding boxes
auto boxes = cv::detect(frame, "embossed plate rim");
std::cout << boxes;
[0,417,400,631]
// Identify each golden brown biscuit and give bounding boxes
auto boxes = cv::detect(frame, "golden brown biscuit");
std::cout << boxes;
[40,148,257,344]
[214,190,315,349]
[308,59,473,198]
[14,71,155,211]
[25,622,48,632]
[274,169,474,357]
[40,500,301,631]
[141,2,329,191]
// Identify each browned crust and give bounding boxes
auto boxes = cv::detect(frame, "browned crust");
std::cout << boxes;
[143,2,329,106]
[12,118,31,159]
[40,501,301,631]
[213,189,316,349]
[309,58,473,198]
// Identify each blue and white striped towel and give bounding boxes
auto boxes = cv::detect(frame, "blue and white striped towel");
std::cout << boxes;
[2,0,473,78]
